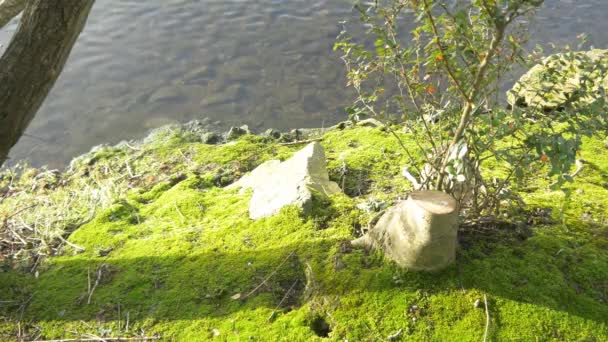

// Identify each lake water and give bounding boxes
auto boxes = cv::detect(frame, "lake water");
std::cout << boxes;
[1,0,607,168]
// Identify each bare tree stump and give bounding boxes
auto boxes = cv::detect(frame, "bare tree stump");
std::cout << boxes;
[352,191,458,271]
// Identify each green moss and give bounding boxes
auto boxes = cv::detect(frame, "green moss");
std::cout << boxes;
[1,125,607,341]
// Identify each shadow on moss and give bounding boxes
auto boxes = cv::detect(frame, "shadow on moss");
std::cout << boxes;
[1,233,606,330]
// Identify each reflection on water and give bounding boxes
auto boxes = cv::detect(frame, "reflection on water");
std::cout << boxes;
[1,0,607,168]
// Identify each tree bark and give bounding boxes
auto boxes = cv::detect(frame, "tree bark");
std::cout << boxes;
[0,0,95,166]
[0,0,25,29]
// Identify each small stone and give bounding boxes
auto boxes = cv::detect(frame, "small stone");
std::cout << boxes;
[263,128,282,139]
[581,212,593,222]
[202,132,222,145]
[356,118,385,128]
[226,125,250,141]
[97,247,113,257]
[231,293,242,300]
[335,121,348,130]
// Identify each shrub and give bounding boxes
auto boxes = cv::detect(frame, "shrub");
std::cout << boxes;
[335,0,608,217]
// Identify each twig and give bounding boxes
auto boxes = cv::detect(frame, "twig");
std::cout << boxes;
[483,294,490,342]
[549,159,585,188]
[279,138,323,146]
[402,167,421,189]
[71,200,99,232]
[87,265,105,304]
[174,202,185,224]
[242,251,295,300]
[124,141,141,151]
[124,159,139,179]
[267,279,299,322]
[57,235,85,252]
[387,328,403,340]
[3,204,38,223]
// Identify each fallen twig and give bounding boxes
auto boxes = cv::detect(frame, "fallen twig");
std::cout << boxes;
[57,235,85,252]
[267,279,299,322]
[123,141,141,151]
[387,328,403,340]
[279,138,323,146]
[174,202,185,224]
[124,159,140,179]
[87,265,105,305]
[242,251,295,300]
[549,159,585,188]
[3,204,38,224]
[483,294,490,342]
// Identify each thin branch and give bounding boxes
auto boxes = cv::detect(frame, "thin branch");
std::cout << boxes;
[57,235,85,252]
[267,279,299,322]
[436,19,505,190]
[174,202,185,225]
[279,138,323,146]
[87,265,105,305]
[422,0,470,102]
[242,251,295,300]
[483,294,490,342]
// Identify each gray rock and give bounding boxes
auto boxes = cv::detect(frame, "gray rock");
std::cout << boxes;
[202,132,222,145]
[356,118,385,128]
[262,128,282,140]
[228,142,341,219]
[226,125,250,141]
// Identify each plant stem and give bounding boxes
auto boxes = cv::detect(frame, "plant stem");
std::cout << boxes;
[435,20,505,190]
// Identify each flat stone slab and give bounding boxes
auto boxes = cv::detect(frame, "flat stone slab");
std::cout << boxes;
[228,142,341,219]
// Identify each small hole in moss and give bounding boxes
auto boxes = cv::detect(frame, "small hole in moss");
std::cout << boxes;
[311,316,331,338]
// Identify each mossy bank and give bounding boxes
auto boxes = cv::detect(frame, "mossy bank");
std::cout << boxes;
[1,122,607,341]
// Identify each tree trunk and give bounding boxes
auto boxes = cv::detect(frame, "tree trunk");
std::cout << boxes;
[0,0,25,29]
[352,191,458,271]
[0,0,95,166]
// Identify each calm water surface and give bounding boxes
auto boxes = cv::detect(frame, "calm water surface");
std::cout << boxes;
[1,0,607,168]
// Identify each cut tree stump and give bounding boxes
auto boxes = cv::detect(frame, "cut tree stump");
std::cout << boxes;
[352,190,458,271]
